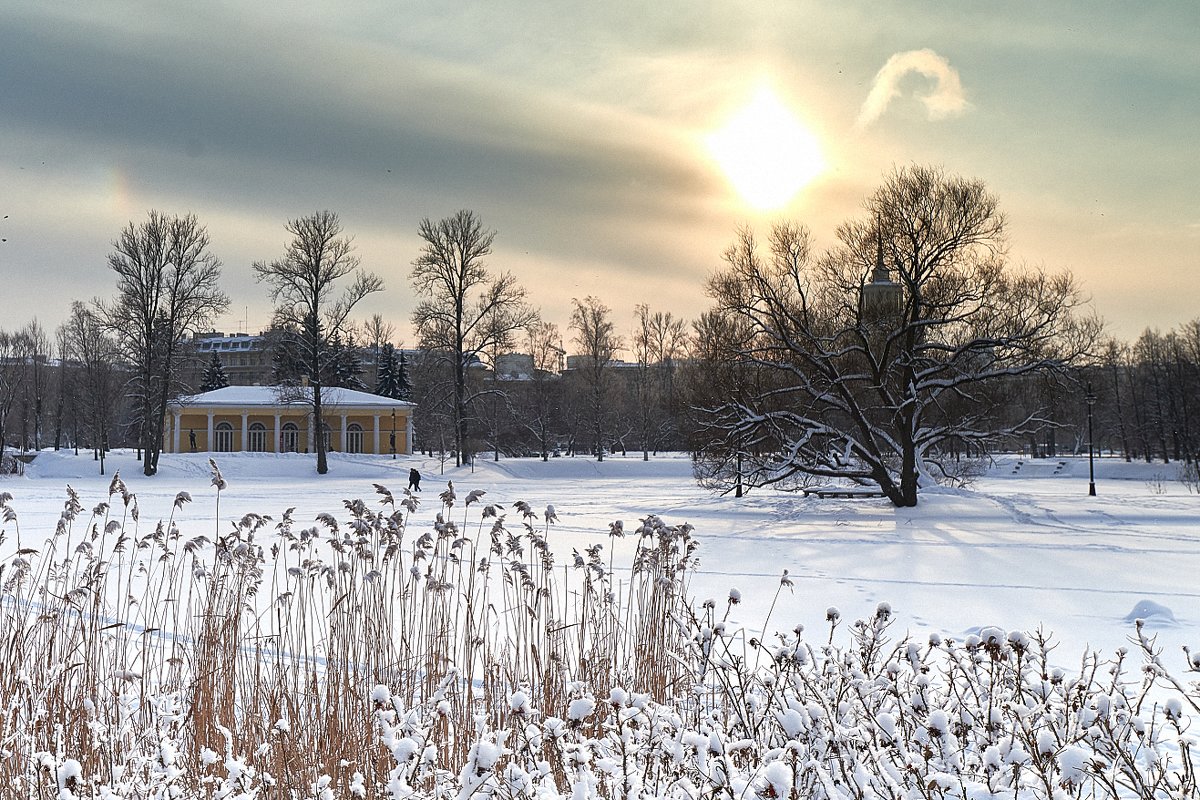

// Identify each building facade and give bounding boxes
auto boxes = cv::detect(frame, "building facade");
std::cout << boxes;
[165,386,415,456]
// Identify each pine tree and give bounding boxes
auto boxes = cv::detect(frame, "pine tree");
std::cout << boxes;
[396,349,412,402]
[330,335,368,391]
[271,332,304,385]
[199,352,230,392]
[375,343,401,399]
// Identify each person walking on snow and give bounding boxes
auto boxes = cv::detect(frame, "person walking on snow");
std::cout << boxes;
[408,468,422,492]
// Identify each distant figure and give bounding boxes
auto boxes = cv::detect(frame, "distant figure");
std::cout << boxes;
[408,468,422,492]
[188,429,197,451]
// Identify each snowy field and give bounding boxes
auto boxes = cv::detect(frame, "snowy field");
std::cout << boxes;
[6,447,1197,669]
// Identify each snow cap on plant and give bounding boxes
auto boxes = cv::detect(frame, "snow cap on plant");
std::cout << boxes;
[568,697,595,725]
[510,690,532,716]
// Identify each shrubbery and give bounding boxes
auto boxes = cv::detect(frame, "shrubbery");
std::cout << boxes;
[0,467,1196,798]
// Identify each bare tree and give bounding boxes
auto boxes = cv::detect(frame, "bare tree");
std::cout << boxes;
[99,211,228,475]
[1132,329,1172,463]
[15,320,51,451]
[1177,320,1200,462]
[254,211,383,475]
[58,302,123,474]
[518,321,565,461]
[363,313,396,351]
[632,305,688,460]
[1099,339,1133,462]
[570,296,622,461]
[683,309,761,496]
[362,312,397,387]
[408,348,454,464]
[706,166,1100,506]
[410,210,537,467]
[52,323,71,450]
[0,329,26,468]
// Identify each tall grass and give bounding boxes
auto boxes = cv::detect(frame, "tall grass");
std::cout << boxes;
[0,467,696,796]
[0,469,1197,798]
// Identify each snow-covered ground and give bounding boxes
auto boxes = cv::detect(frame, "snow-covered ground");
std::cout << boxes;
[5,448,1198,668]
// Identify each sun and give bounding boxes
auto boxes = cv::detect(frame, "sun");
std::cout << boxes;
[706,86,826,211]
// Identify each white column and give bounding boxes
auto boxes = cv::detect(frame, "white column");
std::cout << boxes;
[172,411,181,453]
[406,411,414,455]
[340,414,348,452]
[273,413,281,453]
[241,412,249,453]
[206,412,214,453]
[373,414,380,455]
[306,414,314,453]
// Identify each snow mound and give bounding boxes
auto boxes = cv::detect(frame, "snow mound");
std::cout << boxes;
[1122,600,1178,627]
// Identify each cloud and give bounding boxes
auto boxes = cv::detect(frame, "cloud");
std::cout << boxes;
[856,49,969,128]
[0,4,731,337]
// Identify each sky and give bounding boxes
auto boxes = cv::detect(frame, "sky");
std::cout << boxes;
[1,1,1197,347]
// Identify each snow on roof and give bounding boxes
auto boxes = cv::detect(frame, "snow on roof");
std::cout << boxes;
[173,385,415,409]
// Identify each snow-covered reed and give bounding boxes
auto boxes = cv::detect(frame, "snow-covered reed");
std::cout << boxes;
[0,468,1197,799]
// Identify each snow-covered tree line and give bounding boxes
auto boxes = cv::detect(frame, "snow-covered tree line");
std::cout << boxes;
[3,167,1196,495]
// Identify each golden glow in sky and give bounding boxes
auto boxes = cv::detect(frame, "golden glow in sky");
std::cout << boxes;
[706,86,826,211]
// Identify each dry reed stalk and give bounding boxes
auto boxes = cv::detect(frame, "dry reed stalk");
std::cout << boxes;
[0,475,718,795]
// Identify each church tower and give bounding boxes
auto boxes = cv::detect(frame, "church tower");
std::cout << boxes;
[860,224,903,318]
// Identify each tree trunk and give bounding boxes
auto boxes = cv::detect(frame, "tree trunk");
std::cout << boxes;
[455,353,466,468]
[593,374,604,462]
[52,378,66,451]
[898,439,920,506]
[1110,362,1132,462]
[315,382,328,475]
[141,380,157,476]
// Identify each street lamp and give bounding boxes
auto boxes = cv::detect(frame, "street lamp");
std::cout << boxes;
[1086,381,1096,497]
[390,408,397,460]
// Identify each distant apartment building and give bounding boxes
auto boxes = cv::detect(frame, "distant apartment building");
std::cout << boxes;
[191,331,272,385]
[493,352,536,380]
[563,355,639,372]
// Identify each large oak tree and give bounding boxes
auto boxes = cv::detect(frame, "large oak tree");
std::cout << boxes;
[703,166,1100,506]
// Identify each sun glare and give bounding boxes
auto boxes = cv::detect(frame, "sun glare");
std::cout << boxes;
[706,86,826,211]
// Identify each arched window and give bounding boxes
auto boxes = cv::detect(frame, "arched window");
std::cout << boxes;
[248,422,267,452]
[346,423,364,454]
[280,422,299,453]
[214,421,234,453]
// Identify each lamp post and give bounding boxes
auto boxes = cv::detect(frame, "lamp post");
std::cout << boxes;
[390,408,396,460]
[1086,381,1096,496]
